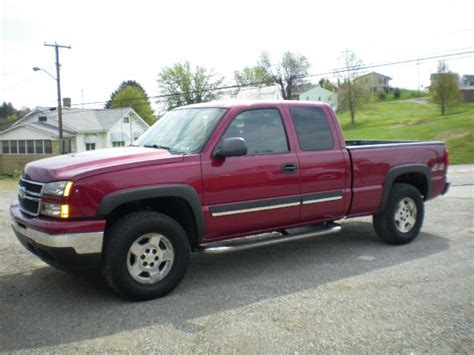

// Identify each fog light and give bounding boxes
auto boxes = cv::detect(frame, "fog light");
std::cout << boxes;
[41,203,69,218]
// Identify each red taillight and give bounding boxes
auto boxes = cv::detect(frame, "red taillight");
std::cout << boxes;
[444,146,449,171]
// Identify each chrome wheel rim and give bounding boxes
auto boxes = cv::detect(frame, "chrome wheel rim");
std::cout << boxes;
[127,233,174,284]
[394,197,417,233]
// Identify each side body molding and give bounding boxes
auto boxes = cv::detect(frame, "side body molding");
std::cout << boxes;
[379,164,432,213]
[97,185,205,239]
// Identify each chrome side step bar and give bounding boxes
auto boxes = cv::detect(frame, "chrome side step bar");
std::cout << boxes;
[198,223,342,254]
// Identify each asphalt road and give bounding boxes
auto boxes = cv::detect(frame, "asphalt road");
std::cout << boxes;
[0,165,472,353]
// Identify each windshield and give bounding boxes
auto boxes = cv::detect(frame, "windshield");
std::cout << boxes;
[134,107,227,154]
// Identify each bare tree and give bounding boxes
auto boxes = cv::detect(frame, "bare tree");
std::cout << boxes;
[337,50,367,126]
[429,61,460,115]
[235,51,310,99]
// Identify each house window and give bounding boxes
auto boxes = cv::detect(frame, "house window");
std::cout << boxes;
[0,140,52,155]
[10,141,18,154]
[44,140,52,154]
[18,140,26,154]
[123,116,130,123]
[35,140,43,154]
[112,141,125,147]
[27,140,34,154]
[2,141,9,154]
[86,143,96,151]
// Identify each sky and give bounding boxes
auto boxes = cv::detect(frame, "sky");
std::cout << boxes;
[1,0,473,112]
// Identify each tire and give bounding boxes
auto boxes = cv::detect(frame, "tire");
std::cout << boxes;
[101,211,190,301]
[373,183,424,245]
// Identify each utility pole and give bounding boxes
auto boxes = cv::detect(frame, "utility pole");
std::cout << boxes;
[44,42,71,153]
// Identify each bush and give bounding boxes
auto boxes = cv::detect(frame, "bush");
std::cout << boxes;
[378,92,387,101]
[394,88,401,99]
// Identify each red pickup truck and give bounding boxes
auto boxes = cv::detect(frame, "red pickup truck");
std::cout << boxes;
[11,101,449,300]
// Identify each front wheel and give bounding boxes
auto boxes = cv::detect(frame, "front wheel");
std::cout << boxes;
[102,211,190,301]
[373,183,425,245]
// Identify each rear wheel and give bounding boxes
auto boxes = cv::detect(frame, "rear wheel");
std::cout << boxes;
[102,211,190,301]
[373,183,424,245]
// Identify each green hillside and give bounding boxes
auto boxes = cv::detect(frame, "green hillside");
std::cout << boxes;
[337,100,474,164]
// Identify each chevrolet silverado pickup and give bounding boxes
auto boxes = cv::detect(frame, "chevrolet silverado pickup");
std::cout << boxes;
[11,100,450,300]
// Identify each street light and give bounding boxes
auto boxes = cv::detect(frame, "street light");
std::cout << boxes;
[33,42,70,154]
[32,67,57,81]
[32,65,65,153]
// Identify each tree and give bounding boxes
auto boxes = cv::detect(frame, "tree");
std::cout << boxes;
[0,102,29,129]
[429,61,460,115]
[337,50,367,126]
[106,80,156,125]
[393,87,401,99]
[157,62,224,111]
[234,66,273,87]
[257,51,310,99]
[319,78,336,91]
[0,102,16,120]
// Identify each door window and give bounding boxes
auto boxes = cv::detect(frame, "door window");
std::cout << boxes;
[222,109,289,155]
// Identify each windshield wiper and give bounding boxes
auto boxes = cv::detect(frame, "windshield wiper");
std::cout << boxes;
[144,144,171,151]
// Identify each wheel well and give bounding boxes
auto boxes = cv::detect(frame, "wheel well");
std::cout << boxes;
[393,172,428,198]
[105,197,198,248]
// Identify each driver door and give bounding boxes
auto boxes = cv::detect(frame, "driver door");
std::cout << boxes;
[201,107,301,240]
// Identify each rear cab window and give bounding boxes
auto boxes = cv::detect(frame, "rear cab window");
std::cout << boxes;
[290,107,334,151]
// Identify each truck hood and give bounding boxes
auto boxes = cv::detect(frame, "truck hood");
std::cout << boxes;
[23,147,184,182]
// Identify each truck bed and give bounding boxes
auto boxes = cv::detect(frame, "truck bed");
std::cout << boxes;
[346,140,445,148]
[344,139,447,218]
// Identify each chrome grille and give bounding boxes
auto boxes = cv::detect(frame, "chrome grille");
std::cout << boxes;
[18,177,44,216]
[19,177,44,196]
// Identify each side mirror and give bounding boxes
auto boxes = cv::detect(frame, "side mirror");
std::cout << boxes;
[214,137,248,159]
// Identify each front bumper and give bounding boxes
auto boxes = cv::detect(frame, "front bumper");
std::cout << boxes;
[10,204,105,272]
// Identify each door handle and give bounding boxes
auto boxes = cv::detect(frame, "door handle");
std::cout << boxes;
[281,163,298,174]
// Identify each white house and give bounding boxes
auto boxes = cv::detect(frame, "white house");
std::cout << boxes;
[0,104,150,174]
[293,84,338,110]
[224,85,283,100]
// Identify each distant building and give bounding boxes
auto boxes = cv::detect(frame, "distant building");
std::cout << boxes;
[224,83,337,109]
[289,84,318,100]
[225,85,283,100]
[0,100,149,174]
[460,74,474,103]
[292,85,338,110]
[354,72,392,93]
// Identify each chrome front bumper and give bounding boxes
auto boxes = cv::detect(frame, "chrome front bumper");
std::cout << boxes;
[11,220,103,254]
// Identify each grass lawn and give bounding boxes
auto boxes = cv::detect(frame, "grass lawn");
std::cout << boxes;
[338,101,474,164]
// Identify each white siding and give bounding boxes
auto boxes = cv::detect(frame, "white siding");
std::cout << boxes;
[0,126,52,140]
[107,113,149,147]
[301,86,338,110]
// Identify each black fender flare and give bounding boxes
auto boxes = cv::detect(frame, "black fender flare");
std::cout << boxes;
[97,185,205,239]
[379,164,432,213]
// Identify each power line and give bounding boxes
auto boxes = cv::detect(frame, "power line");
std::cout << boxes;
[66,50,474,108]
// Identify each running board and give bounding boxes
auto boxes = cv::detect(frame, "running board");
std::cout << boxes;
[198,223,342,254]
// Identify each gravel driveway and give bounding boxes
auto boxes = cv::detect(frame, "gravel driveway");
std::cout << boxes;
[0,165,472,353]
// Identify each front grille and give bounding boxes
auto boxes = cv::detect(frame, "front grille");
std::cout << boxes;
[18,177,44,216]
[19,178,44,196]
[19,195,40,216]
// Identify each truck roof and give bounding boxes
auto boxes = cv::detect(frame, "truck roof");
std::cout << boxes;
[177,100,331,110]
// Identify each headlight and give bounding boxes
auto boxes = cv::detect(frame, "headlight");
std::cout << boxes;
[44,181,73,197]
[41,202,69,218]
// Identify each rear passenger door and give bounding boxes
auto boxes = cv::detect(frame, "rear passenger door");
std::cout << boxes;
[201,107,301,240]
[289,106,351,223]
